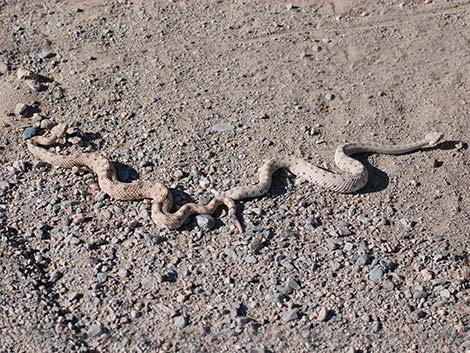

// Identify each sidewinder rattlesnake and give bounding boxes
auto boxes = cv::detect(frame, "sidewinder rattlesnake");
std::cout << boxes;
[26,123,443,232]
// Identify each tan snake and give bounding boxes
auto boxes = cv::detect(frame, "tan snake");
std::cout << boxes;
[26,123,443,231]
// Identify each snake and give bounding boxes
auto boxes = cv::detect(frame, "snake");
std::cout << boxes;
[26,123,443,232]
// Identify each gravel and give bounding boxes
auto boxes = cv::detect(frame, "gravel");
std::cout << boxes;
[0,1,467,353]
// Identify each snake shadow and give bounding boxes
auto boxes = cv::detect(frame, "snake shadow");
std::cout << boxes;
[357,141,462,194]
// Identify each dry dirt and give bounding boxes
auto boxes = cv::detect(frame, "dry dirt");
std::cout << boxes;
[0,0,469,352]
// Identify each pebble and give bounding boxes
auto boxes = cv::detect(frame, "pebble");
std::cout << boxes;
[312,45,322,52]
[16,67,36,80]
[211,122,234,132]
[96,272,107,283]
[174,315,188,328]
[49,270,62,283]
[40,119,55,129]
[0,181,10,190]
[246,255,257,264]
[0,61,7,75]
[416,310,426,319]
[355,254,372,267]
[87,323,103,337]
[22,127,39,141]
[32,113,44,121]
[317,306,329,322]
[13,160,26,172]
[400,218,416,229]
[174,169,184,179]
[15,103,30,117]
[118,268,130,278]
[36,50,56,59]
[325,238,339,250]
[286,277,301,290]
[199,177,210,188]
[68,291,80,302]
[325,93,335,101]
[337,226,352,236]
[413,288,428,300]
[440,288,451,299]
[369,266,384,281]
[265,293,284,303]
[343,242,353,252]
[249,237,263,253]
[282,309,300,322]
[196,214,215,231]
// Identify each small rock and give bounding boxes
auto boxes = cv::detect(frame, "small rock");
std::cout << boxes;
[32,113,44,121]
[325,238,339,250]
[413,288,428,300]
[312,45,322,52]
[325,93,335,101]
[40,119,55,129]
[36,50,56,59]
[400,218,416,229]
[246,255,257,264]
[15,103,30,117]
[174,315,188,328]
[343,242,353,252]
[52,86,65,100]
[286,277,301,290]
[416,310,426,319]
[265,293,284,303]
[211,122,234,132]
[249,237,263,253]
[196,214,215,231]
[337,226,351,236]
[355,254,372,267]
[17,67,36,80]
[49,270,62,283]
[282,309,300,322]
[96,272,107,283]
[174,169,184,179]
[68,291,80,302]
[118,268,130,278]
[379,259,396,271]
[420,269,433,281]
[0,181,10,190]
[369,266,384,281]
[13,160,26,172]
[72,213,85,224]
[69,236,81,245]
[0,62,8,75]
[22,127,39,141]
[199,177,210,188]
[317,306,329,322]
[440,288,451,299]
[87,323,103,337]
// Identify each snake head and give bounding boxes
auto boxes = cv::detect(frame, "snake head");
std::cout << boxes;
[424,131,443,147]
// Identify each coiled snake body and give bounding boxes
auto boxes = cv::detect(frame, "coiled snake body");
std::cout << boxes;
[27,124,443,232]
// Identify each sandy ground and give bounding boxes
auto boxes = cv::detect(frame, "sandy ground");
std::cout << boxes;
[0,0,469,352]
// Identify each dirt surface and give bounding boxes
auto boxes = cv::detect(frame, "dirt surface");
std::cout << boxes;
[1,0,469,352]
